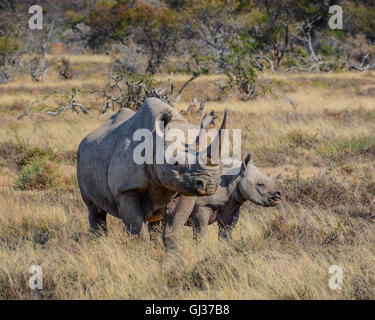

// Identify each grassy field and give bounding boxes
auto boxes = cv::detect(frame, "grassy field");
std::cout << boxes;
[0,55,374,299]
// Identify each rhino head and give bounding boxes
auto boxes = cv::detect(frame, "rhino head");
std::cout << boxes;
[152,111,227,197]
[238,152,282,207]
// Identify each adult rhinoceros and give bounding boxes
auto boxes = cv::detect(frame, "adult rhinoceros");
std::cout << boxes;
[77,98,226,249]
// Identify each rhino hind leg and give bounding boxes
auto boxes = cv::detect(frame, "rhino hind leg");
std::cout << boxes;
[86,201,107,234]
[117,192,150,241]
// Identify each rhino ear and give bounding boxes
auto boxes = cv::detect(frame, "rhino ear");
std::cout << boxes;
[155,111,172,137]
[240,152,252,173]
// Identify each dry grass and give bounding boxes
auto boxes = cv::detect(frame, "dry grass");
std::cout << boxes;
[0,56,374,299]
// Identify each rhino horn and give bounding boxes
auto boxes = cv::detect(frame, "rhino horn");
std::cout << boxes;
[193,111,213,151]
[205,110,228,165]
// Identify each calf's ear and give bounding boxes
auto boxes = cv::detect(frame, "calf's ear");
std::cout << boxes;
[155,111,172,137]
[240,152,252,174]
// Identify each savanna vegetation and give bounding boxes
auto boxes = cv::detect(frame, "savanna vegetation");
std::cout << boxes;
[0,0,374,300]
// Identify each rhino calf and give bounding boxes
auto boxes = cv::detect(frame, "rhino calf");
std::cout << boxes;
[190,152,282,239]
[152,152,282,239]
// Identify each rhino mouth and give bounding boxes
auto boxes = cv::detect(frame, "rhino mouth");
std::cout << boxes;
[269,195,282,206]
[194,179,219,196]
[195,180,207,196]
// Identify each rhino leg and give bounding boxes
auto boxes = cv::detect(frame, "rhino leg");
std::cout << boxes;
[218,208,240,240]
[163,195,195,250]
[192,206,211,240]
[117,192,150,241]
[87,201,107,234]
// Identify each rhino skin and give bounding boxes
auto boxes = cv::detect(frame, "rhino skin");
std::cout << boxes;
[77,98,226,248]
[153,152,282,240]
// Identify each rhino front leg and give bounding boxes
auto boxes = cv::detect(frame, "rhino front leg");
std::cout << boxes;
[163,195,195,250]
[117,192,150,241]
[192,206,211,240]
[218,208,240,240]
[86,201,107,234]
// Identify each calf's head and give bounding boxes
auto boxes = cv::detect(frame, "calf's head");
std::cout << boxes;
[152,111,227,197]
[238,152,282,207]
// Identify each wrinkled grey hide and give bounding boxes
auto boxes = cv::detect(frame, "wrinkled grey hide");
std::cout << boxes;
[77,98,226,248]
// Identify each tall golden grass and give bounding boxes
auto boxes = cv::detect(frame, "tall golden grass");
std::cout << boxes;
[0,56,374,299]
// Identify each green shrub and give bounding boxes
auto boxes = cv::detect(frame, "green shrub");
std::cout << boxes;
[366,111,375,120]
[14,157,78,192]
[0,133,60,170]
[321,44,334,57]
[0,36,19,66]
[223,35,260,99]
[18,146,59,169]
[15,159,59,190]
[316,136,375,162]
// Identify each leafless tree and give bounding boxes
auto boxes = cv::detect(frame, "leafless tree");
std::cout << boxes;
[262,1,291,69]
[184,0,242,71]
[30,22,55,82]
[18,88,88,119]
[344,53,375,72]
[183,98,208,116]
[0,0,30,83]
[254,55,275,71]
[99,69,203,113]
[289,16,336,72]
[292,16,322,63]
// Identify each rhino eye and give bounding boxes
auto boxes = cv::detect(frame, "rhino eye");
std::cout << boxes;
[257,183,265,188]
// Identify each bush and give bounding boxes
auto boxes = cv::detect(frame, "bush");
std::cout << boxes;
[366,111,375,120]
[2,134,73,191]
[18,146,60,169]
[0,36,19,66]
[15,159,59,191]
[316,136,375,162]
[0,132,60,170]
[285,130,320,149]
[14,158,77,192]
[223,36,260,99]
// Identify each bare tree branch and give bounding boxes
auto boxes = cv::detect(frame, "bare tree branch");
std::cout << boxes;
[17,88,89,119]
